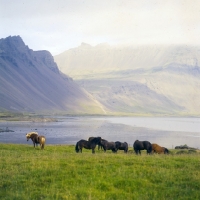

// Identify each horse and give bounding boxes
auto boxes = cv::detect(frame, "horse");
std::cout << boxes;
[152,143,169,154]
[75,137,102,153]
[115,141,128,153]
[133,140,152,155]
[26,132,46,149]
[88,136,104,150]
[101,139,117,152]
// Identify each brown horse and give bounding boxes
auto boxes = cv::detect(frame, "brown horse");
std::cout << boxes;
[26,132,46,149]
[152,143,169,154]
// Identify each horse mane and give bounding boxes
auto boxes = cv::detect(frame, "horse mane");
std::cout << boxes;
[26,132,38,137]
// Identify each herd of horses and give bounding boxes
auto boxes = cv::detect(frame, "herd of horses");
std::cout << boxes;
[75,136,169,154]
[26,132,169,155]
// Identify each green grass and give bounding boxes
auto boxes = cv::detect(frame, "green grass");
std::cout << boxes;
[0,144,200,200]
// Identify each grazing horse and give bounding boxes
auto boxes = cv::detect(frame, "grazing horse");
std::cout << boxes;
[115,141,128,153]
[26,132,46,149]
[152,143,169,154]
[133,140,152,155]
[88,136,104,150]
[75,137,102,153]
[101,140,117,152]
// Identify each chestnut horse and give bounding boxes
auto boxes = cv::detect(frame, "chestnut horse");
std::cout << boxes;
[152,143,169,154]
[26,132,46,149]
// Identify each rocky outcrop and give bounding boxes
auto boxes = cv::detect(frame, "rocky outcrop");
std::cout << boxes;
[175,145,198,150]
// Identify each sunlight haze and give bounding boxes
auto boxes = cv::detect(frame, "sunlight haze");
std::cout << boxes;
[0,0,200,55]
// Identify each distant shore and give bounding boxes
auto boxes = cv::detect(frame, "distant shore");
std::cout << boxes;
[0,113,58,122]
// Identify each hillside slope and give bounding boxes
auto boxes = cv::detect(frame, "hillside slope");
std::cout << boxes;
[54,44,200,116]
[0,36,105,114]
[54,43,200,78]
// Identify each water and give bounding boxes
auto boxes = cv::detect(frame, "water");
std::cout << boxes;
[103,117,200,133]
[0,117,200,149]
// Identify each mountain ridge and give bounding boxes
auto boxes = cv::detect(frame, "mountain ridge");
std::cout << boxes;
[54,43,200,116]
[54,43,200,78]
[0,36,105,114]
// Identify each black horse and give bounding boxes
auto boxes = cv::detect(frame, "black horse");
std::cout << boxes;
[75,137,102,153]
[101,140,117,152]
[115,141,128,153]
[88,136,104,150]
[133,140,152,155]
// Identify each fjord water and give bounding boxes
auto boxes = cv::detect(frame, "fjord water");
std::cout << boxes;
[0,117,200,149]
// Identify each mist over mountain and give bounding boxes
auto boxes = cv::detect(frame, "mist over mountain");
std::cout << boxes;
[54,43,200,77]
[54,43,200,116]
[0,36,105,114]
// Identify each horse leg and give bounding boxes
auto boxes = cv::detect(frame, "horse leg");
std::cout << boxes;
[40,142,44,150]
[102,146,106,152]
[134,148,139,155]
[92,148,95,154]
[147,148,151,155]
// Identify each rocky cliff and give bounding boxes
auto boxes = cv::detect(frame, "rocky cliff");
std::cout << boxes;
[0,36,104,114]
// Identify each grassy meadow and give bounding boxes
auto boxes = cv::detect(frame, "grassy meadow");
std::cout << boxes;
[0,144,200,200]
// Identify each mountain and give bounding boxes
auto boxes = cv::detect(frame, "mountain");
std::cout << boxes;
[54,43,200,116]
[54,43,200,78]
[0,36,105,114]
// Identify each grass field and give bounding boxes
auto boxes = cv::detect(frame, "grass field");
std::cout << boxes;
[0,144,200,200]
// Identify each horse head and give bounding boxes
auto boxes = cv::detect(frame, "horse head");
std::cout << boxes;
[164,148,169,154]
[96,137,102,144]
[26,132,38,141]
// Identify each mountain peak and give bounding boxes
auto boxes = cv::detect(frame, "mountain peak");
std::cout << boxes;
[0,35,29,55]
[1,35,25,47]
[80,42,92,48]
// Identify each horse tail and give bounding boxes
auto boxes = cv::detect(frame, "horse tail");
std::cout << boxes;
[42,137,45,149]
[124,142,128,153]
[39,136,45,150]
[148,143,152,154]
[75,142,79,153]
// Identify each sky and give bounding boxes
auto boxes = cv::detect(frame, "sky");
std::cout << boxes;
[1,0,200,55]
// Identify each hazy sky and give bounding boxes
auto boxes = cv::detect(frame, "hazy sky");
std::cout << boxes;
[1,0,200,55]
